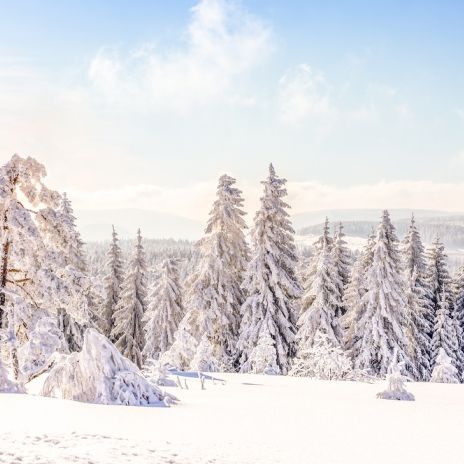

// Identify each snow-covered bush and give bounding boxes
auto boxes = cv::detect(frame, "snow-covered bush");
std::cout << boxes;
[246,330,281,375]
[42,329,176,406]
[290,331,352,380]
[377,357,415,401]
[161,320,198,370]
[430,348,459,384]
[190,335,228,373]
[142,359,177,387]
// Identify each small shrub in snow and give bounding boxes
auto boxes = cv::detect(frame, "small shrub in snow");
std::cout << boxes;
[290,331,352,380]
[142,359,177,387]
[247,330,280,375]
[42,329,176,406]
[430,348,459,384]
[190,336,227,373]
[377,356,415,401]
[161,321,197,371]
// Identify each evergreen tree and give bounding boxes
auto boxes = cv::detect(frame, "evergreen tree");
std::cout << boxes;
[342,229,375,356]
[111,229,148,368]
[296,235,342,355]
[143,258,183,360]
[102,226,124,338]
[304,217,332,291]
[431,348,460,383]
[237,164,302,375]
[431,285,459,369]
[331,222,352,316]
[53,193,90,352]
[177,174,248,370]
[59,192,86,272]
[402,215,433,380]
[453,266,464,374]
[354,211,411,376]
[426,236,452,322]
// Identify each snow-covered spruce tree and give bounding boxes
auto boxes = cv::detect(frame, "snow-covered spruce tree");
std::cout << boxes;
[38,193,93,352]
[102,226,124,339]
[237,164,302,375]
[245,327,280,375]
[425,237,464,372]
[401,215,434,380]
[303,217,333,292]
[173,174,248,371]
[425,236,452,324]
[143,258,183,361]
[453,266,464,374]
[354,211,412,377]
[331,222,352,316]
[313,217,333,254]
[57,193,89,351]
[341,229,375,357]
[431,348,460,383]
[431,285,459,368]
[37,190,97,352]
[111,229,148,368]
[296,235,343,355]
[59,192,86,272]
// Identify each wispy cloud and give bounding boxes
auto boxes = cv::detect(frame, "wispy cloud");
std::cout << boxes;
[88,0,272,112]
[278,64,332,124]
[278,63,414,129]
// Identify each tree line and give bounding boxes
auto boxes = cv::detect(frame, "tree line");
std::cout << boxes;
[1,155,462,383]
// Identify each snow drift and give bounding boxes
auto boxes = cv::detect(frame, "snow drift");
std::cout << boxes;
[42,329,176,406]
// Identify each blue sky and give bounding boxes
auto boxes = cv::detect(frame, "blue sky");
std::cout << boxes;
[1,0,463,217]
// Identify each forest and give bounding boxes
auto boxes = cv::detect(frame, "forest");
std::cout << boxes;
[1,153,462,405]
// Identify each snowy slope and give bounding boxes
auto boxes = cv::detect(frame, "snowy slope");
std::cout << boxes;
[1,373,464,464]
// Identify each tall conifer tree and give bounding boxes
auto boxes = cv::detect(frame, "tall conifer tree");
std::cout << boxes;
[238,164,302,375]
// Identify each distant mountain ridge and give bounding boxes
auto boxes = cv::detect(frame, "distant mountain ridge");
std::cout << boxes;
[76,207,464,244]
[76,208,204,241]
[292,209,463,230]
[299,215,464,250]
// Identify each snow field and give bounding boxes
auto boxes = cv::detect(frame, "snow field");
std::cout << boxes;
[1,373,464,464]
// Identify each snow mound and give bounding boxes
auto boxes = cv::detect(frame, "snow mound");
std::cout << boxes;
[42,329,177,406]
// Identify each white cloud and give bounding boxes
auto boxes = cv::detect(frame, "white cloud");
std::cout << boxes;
[277,64,415,128]
[88,0,271,112]
[278,64,333,124]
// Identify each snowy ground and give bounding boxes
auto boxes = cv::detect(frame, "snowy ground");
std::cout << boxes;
[1,373,464,464]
